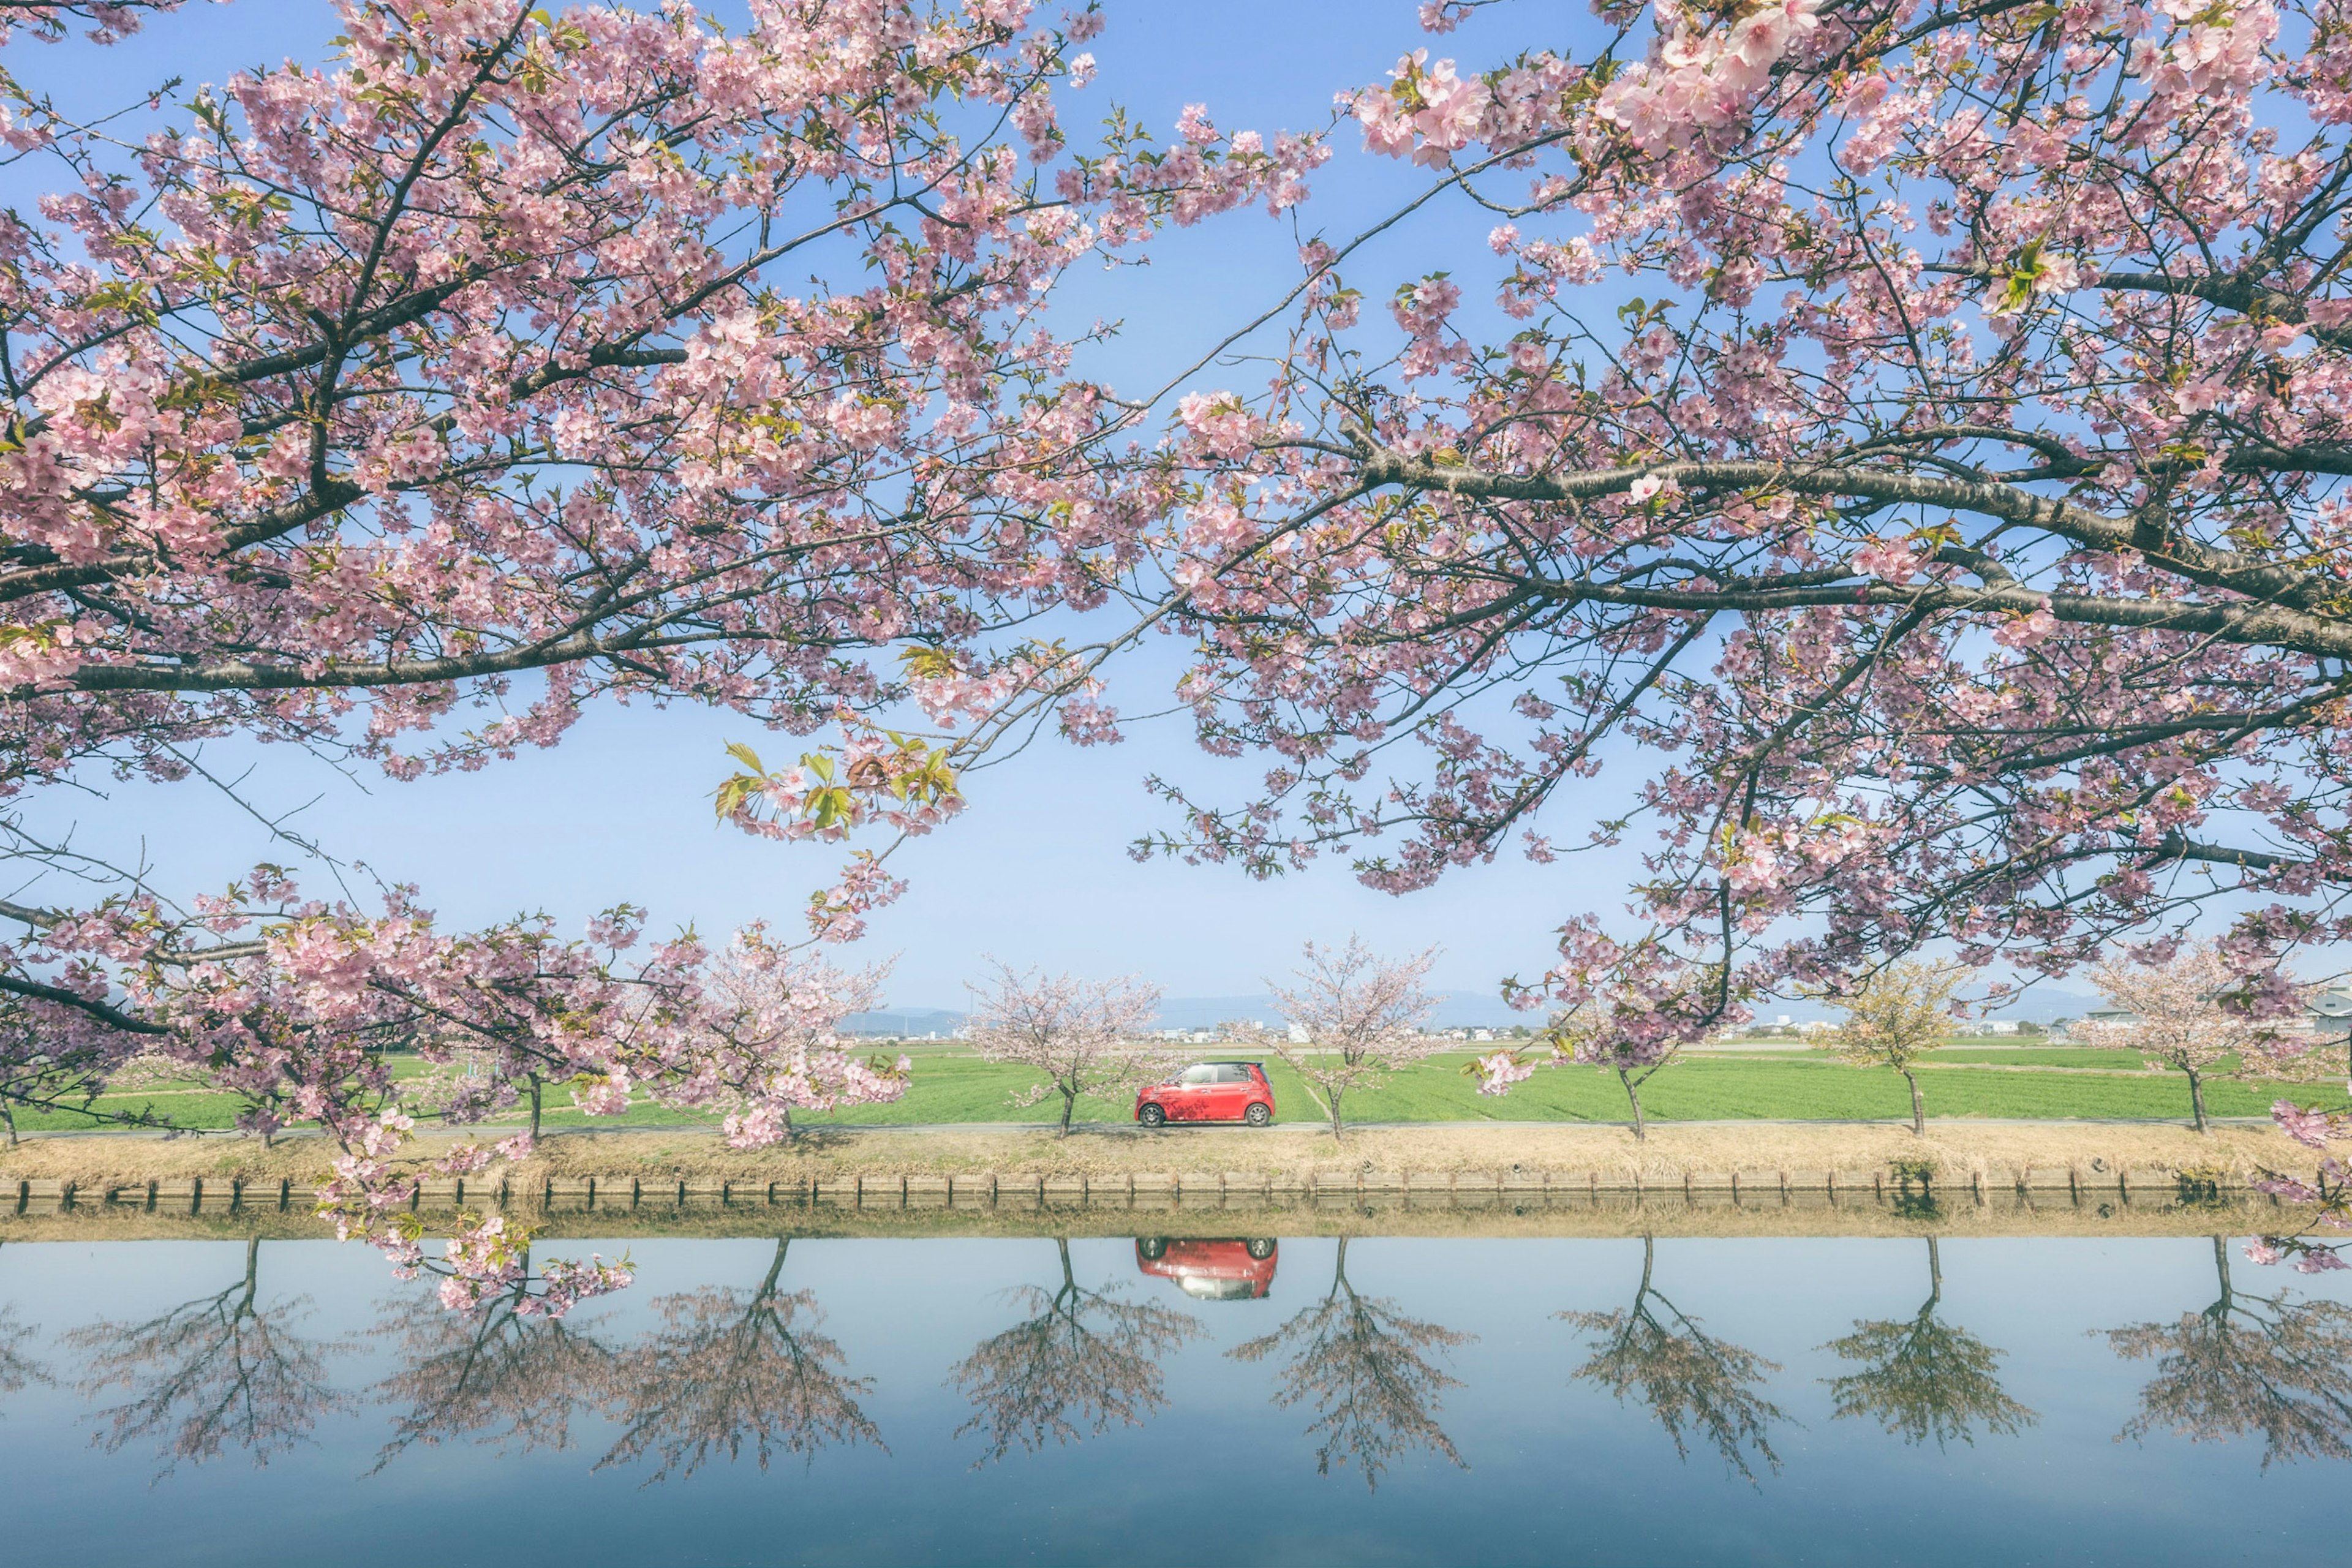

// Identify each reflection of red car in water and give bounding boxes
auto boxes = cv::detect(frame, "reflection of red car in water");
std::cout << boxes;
[1136,1237,1278,1302]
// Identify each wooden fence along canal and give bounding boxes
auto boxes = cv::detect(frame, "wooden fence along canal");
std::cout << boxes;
[0,1159,2308,1242]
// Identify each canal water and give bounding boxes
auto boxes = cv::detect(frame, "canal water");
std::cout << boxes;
[1,1231,2346,1565]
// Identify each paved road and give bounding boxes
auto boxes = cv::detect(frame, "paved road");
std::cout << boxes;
[15,1112,2280,1142]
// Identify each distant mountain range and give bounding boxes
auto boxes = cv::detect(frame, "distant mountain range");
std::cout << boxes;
[844,983,2107,1036]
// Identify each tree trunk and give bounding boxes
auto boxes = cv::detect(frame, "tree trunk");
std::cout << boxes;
[1058,1086,1074,1137]
[238,1235,262,1316]
[1902,1068,1924,1136]
[2187,1068,2209,1134]
[0,1098,15,1148]
[1329,1088,1345,1144]
[528,1073,543,1142]
[1924,1235,1942,1311]
[758,1237,790,1301]
[1618,1068,1646,1140]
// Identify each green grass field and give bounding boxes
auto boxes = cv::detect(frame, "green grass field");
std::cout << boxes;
[14,1044,2346,1134]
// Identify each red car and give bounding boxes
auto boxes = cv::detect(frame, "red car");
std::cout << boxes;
[1135,1060,1275,1126]
[1137,1237,1278,1301]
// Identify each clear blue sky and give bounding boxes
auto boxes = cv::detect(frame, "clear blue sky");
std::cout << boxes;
[14,1,1658,1007]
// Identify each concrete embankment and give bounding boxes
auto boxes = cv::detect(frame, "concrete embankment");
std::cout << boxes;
[1,1121,2326,1242]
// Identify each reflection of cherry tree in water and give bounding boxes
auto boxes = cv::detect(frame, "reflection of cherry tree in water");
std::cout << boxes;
[2105,1235,2352,1468]
[369,1242,617,1470]
[1561,1235,1789,1483]
[1229,1237,1471,1490]
[1822,1237,2036,1449]
[598,1237,880,1481]
[0,1243,50,1404]
[950,1237,1200,1464]
[66,1237,345,1476]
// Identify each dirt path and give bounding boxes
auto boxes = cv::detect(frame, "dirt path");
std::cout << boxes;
[2,1117,2316,1191]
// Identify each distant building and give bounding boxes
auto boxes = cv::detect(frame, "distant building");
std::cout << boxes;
[2305,988,2352,1033]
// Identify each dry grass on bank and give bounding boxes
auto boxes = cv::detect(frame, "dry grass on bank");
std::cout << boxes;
[1,1118,2318,1191]
[0,1192,2296,1246]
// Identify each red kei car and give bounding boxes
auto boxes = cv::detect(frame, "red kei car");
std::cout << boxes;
[1136,1237,1278,1301]
[1134,1060,1275,1127]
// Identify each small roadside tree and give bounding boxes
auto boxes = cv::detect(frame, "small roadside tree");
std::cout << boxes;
[1819,963,1966,1138]
[965,965,1168,1137]
[682,929,908,1147]
[2084,944,2272,1135]
[1250,938,1439,1144]
[1476,946,1730,1141]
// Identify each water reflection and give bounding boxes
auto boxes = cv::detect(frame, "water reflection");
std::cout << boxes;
[8,1232,2352,1568]
[1135,1235,1278,1302]
[1229,1235,1472,1489]
[601,1237,881,1479]
[66,1237,345,1476]
[1561,1234,1789,1482]
[2106,1234,2352,1466]
[1822,1237,2037,1448]
[949,1237,1200,1464]
[371,1247,616,1468]
[0,1245,45,1403]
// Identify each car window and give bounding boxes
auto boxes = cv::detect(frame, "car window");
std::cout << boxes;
[1216,1064,1251,1084]
[1181,1065,1218,1085]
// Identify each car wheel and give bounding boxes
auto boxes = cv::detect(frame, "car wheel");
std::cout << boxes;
[1139,1237,1169,1260]
[1138,1103,1166,1128]
[1246,1238,1275,1260]
[1244,1101,1272,1127]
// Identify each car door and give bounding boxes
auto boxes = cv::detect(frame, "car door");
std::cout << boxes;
[1212,1063,1253,1119]
[1170,1063,1218,1120]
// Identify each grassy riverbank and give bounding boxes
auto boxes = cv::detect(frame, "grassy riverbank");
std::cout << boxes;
[15,1043,2342,1137]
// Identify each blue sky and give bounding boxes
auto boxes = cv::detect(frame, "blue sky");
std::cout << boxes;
[12,1,1665,1007]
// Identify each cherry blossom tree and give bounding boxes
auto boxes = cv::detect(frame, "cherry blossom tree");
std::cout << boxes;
[965,962,1169,1136]
[1246,937,1439,1142]
[665,930,907,1147]
[2083,942,2278,1133]
[1478,946,1727,1138]
[1120,0,2352,1242]
[1818,960,1966,1136]
[0,0,1325,1307]
[0,1000,156,1144]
